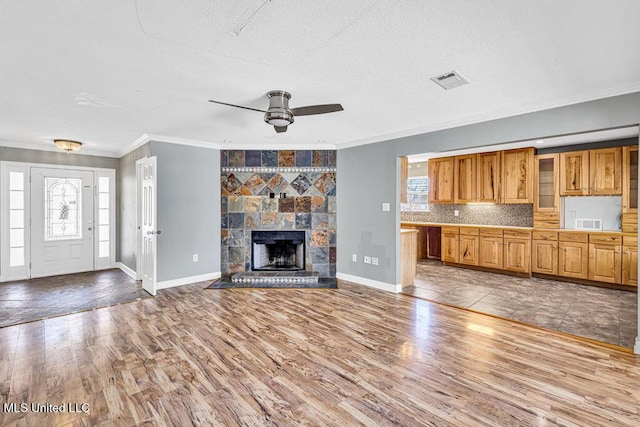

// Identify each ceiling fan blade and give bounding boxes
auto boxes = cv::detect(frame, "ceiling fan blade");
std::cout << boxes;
[290,104,343,116]
[274,126,288,133]
[208,99,267,113]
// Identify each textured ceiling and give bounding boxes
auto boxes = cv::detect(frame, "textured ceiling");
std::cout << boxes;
[1,0,640,156]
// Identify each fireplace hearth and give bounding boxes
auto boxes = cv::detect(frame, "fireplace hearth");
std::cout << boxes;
[251,230,305,271]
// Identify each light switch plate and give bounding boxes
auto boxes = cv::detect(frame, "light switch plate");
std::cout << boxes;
[352,254,357,262]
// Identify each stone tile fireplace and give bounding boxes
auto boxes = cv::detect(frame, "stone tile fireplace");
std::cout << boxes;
[220,150,336,278]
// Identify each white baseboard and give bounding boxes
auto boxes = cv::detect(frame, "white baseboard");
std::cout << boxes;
[116,262,137,280]
[156,271,221,290]
[635,337,640,355]
[336,272,402,293]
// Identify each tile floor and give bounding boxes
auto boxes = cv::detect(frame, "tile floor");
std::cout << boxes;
[0,269,150,328]
[403,260,638,348]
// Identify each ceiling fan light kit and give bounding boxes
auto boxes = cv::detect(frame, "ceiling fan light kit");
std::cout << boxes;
[53,139,82,152]
[264,91,294,126]
[209,90,343,133]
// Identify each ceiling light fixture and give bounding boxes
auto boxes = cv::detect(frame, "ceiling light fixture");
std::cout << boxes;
[54,139,82,153]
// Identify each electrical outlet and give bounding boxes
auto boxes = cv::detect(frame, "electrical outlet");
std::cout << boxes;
[371,257,379,266]
[454,210,459,217]
[352,253,357,262]
[192,254,198,262]
[382,203,390,211]
[364,256,372,264]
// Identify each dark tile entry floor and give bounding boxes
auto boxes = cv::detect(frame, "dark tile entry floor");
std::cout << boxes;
[0,269,151,328]
[403,260,638,348]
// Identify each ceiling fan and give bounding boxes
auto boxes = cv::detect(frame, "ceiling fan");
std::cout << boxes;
[208,90,343,133]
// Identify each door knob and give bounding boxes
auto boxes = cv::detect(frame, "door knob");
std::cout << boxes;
[88,227,93,231]
[147,231,154,235]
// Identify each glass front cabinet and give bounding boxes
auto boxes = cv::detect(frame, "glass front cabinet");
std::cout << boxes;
[533,153,560,229]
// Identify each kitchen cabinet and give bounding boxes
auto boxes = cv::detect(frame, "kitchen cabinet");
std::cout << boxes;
[503,229,531,273]
[559,148,622,196]
[429,157,454,204]
[478,228,503,269]
[533,154,560,229]
[441,226,459,263]
[622,145,638,233]
[501,148,534,203]
[622,236,638,286]
[401,225,428,260]
[589,147,622,195]
[560,151,589,196]
[558,232,588,279]
[459,228,479,266]
[588,234,622,284]
[531,231,558,275]
[400,229,418,287]
[477,151,501,203]
[454,154,477,203]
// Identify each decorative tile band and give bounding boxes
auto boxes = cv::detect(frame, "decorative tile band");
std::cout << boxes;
[231,276,319,284]
[222,167,336,173]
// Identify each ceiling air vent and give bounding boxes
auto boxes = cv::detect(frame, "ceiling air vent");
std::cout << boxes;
[431,70,469,90]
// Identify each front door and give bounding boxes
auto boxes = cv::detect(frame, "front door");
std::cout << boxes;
[139,157,157,295]
[30,168,95,278]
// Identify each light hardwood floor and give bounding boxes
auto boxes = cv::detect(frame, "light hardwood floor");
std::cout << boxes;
[1,281,639,426]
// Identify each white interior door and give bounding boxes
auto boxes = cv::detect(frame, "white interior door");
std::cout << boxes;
[139,157,157,295]
[30,168,94,278]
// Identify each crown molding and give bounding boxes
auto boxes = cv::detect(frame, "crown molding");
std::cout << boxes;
[335,83,640,150]
[220,142,338,150]
[118,133,222,158]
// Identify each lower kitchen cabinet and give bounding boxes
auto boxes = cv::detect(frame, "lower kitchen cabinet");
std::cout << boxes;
[589,243,621,283]
[532,239,558,275]
[503,237,530,273]
[459,229,479,266]
[558,241,589,279]
[622,244,638,286]
[441,227,459,263]
[479,236,503,269]
[588,234,622,284]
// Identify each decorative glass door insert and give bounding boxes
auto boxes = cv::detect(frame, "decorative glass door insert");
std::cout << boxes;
[44,177,82,241]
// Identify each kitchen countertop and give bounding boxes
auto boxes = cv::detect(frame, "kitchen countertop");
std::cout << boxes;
[401,221,635,235]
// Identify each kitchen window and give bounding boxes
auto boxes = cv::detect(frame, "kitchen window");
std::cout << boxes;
[403,176,429,211]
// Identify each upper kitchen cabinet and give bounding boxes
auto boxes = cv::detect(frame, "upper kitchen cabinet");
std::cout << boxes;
[428,157,454,204]
[560,150,589,196]
[622,145,638,213]
[533,153,560,229]
[622,145,638,233]
[589,147,622,195]
[477,151,501,203]
[454,154,476,203]
[501,147,534,203]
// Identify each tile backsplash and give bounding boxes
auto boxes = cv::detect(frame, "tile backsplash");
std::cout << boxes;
[402,204,533,227]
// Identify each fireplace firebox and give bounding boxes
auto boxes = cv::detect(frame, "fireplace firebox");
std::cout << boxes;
[251,231,305,271]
